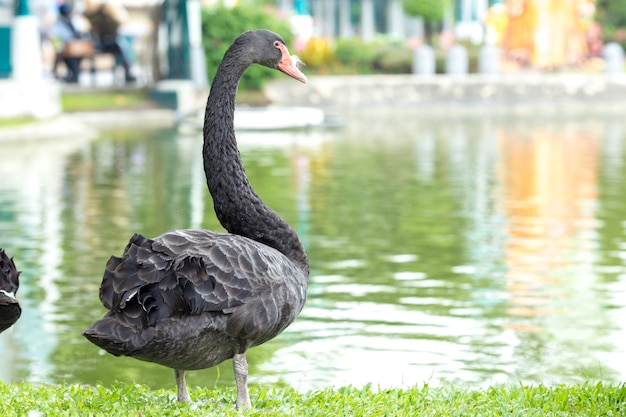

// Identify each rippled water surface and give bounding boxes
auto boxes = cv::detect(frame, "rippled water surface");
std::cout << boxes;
[1,113,625,392]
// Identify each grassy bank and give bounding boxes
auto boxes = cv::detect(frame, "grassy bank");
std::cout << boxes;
[0,87,270,130]
[0,116,37,129]
[1,381,624,416]
[60,90,152,112]
[58,88,268,112]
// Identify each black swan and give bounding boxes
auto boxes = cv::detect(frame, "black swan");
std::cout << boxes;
[0,248,21,333]
[82,29,309,409]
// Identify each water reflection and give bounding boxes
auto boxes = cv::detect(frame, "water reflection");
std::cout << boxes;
[0,114,625,392]
[0,136,91,382]
[496,121,625,382]
[500,125,598,321]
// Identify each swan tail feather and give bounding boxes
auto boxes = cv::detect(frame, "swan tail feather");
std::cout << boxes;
[82,314,152,357]
[0,303,21,333]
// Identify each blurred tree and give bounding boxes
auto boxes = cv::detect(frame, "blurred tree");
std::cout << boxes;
[401,0,445,21]
[595,0,626,49]
[401,0,448,44]
[201,3,293,91]
[595,0,626,28]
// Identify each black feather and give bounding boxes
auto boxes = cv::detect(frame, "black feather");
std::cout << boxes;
[0,248,21,333]
[82,30,310,406]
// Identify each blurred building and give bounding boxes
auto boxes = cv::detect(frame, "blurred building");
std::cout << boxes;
[273,0,505,44]
[456,0,505,44]
[274,0,599,70]
[0,0,60,118]
[1,0,521,82]
[0,0,159,81]
[0,0,605,86]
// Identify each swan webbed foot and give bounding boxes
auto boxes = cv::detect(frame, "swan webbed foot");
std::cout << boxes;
[233,352,252,409]
[175,369,191,402]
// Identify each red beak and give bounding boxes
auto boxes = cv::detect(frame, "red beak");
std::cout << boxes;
[276,43,307,84]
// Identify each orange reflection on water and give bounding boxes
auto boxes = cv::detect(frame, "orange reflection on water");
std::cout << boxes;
[498,123,600,328]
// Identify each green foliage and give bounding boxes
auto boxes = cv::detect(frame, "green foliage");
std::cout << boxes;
[371,44,413,74]
[332,38,412,74]
[1,381,625,416]
[596,0,626,49]
[401,0,447,22]
[596,0,626,29]
[333,38,377,73]
[201,4,293,91]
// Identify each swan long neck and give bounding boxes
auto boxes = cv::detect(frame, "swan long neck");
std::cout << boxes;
[202,47,308,272]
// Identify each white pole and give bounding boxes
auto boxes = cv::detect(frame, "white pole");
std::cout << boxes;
[186,0,207,88]
[11,14,43,81]
[361,0,375,42]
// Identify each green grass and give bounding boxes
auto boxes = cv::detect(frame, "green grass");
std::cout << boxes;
[0,91,151,130]
[1,85,269,128]
[60,90,151,112]
[59,87,267,113]
[0,116,38,129]
[1,381,624,416]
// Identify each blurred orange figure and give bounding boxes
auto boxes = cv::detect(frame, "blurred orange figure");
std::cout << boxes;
[504,0,590,68]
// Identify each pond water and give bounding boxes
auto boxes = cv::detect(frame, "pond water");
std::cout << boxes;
[0,112,625,393]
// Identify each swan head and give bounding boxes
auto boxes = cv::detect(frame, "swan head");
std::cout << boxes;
[237,29,307,84]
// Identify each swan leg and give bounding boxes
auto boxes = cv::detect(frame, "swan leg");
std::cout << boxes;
[175,369,191,402]
[233,352,251,409]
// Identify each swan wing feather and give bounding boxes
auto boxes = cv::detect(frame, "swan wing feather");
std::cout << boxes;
[98,230,296,328]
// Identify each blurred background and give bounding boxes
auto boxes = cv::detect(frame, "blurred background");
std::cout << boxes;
[1,0,625,396]
[1,1,624,91]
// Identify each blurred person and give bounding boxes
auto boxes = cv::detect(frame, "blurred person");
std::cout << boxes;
[48,2,91,83]
[84,0,136,83]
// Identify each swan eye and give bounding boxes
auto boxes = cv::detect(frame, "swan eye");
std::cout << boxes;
[273,41,281,48]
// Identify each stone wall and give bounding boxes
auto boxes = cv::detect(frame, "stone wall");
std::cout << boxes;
[265,74,626,115]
